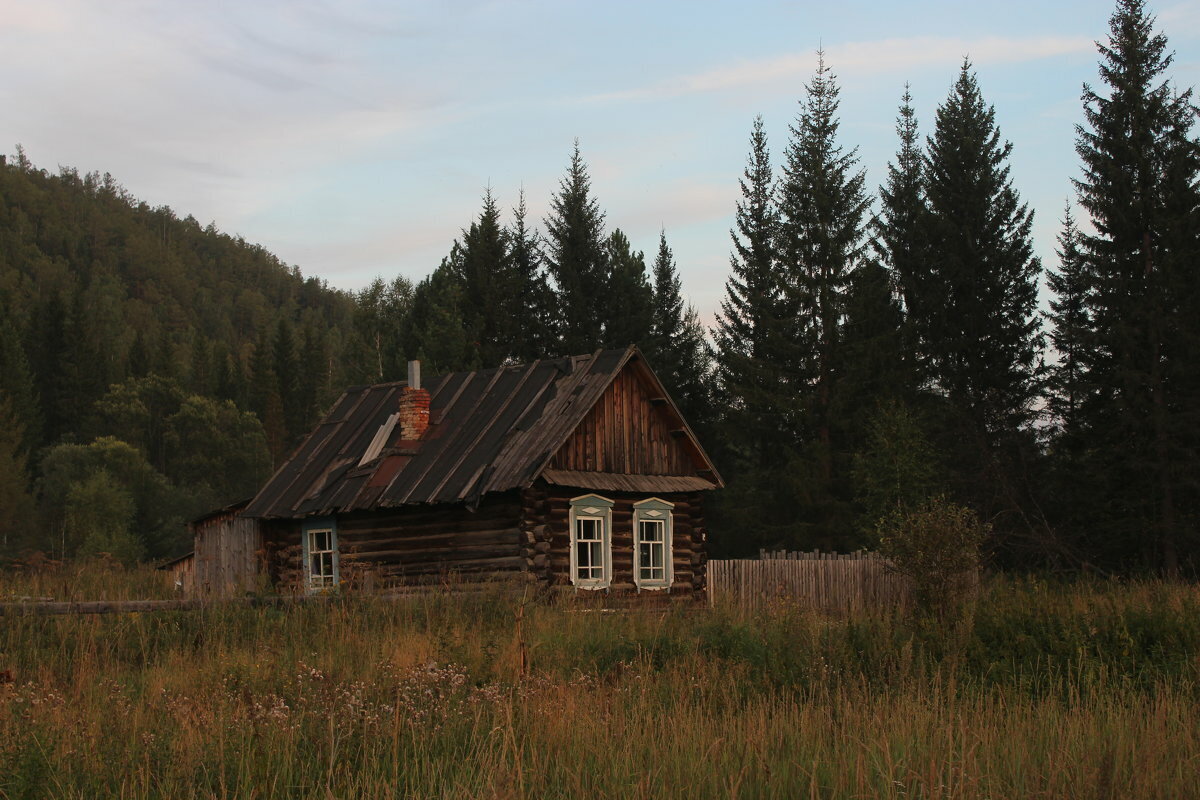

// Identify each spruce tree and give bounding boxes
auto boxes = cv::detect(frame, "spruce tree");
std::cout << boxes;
[648,230,685,363]
[1073,0,1200,573]
[776,53,871,546]
[647,231,713,432]
[714,115,783,465]
[1044,205,1092,442]
[713,115,787,553]
[602,229,652,348]
[453,188,513,366]
[544,142,609,354]
[922,62,1041,439]
[918,62,1042,538]
[508,190,556,361]
[873,87,928,382]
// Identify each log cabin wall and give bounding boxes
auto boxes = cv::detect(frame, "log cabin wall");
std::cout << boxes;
[523,481,708,597]
[262,492,526,592]
[549,368,697,476]
[192,512,263,598]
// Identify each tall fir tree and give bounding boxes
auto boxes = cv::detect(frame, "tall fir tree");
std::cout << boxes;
[647,230,685,363]
[919,62,1043,536]
[715,115,783,465]
[922,62,1042,440]
[453,188,514,366]
[647,231,714,433]
[775,53,872,547]
[713,115,787,554]
[873,86,928,383]
[1044,205,1092,442]
[1073,0,1200,573]
[544,142,609,355]
[508,189,557,361]
[602,228,653,348]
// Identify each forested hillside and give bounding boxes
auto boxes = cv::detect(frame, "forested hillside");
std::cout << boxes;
[0,152,358,560]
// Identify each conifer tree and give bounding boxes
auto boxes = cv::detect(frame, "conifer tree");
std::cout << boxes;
[1073,0,1200,573]
[544,142,609,354]
[873,87,928,381]
[776,53,871,545]
[0,314,41,453]
[403,262,474,374]
[453,188,513,366]
[840,260,908,438]
[647,231,685,361]
[508,190,556,361]
[1045,205,1092,441]
[714,115,783,463]
[645,231,713,430]
[602,228,652,348]
[923,62,1041,438]
[272,318,303,441]
[26,292,73,446]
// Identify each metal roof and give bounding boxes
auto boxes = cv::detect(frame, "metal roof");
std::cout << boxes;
[242,346,720,519]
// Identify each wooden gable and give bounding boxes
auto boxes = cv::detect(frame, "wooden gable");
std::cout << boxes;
[548,357,710,477]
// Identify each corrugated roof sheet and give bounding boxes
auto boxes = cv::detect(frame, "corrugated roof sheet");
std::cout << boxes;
[243,346,719,520]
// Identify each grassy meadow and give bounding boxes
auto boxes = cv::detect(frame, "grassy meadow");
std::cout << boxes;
[1,566,1198,799]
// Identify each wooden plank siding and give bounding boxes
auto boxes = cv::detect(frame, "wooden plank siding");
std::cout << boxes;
[549,368,697,476]
[193,513,262,598]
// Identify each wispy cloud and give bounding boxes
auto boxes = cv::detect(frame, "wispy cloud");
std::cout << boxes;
[586,34,1094,104]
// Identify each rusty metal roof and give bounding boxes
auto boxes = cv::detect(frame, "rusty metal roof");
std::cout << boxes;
[243,346,720,519]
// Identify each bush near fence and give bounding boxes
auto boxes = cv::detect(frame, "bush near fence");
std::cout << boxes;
[709,550,912,613]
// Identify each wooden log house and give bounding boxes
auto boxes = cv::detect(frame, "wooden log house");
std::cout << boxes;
[224,346,722,598]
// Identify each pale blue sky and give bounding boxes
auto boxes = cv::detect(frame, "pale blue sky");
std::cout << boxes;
[3,0,1198,324]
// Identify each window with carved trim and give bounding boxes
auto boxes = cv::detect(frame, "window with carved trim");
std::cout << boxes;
[633,498,673,590]
[569,495,613,589]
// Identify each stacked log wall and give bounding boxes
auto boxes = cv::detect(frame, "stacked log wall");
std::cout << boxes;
[262,492,526,592]
[527,481,708,598]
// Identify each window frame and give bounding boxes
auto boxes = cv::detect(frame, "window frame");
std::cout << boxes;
[568,494,614,590]
[301,517,339,593]
[632,497,674,591]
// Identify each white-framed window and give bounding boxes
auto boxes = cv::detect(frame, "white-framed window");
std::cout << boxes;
[302,517,339,592]
[633,498,674,590]
[568,494,613,590]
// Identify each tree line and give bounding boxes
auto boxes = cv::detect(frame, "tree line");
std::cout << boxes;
[0,0,1194,575]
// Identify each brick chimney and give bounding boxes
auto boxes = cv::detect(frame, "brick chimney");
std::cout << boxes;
[397,360,430,441]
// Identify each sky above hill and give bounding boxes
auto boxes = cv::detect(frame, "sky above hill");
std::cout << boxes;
[3,0,1198,324]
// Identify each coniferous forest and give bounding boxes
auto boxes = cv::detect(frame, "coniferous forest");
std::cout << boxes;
[0,0,1196,575]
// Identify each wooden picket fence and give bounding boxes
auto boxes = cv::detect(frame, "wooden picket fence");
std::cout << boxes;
[708,550,912,613]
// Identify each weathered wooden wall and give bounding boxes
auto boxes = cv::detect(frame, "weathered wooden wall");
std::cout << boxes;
[708,555,912,613]
[522,481,708,596]
[263,492,526,592]
[162,555,194,596]
[549,368,696,476]
[193,514,262,598]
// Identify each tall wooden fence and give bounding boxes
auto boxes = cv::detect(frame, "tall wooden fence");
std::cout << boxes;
[708,550,912,613]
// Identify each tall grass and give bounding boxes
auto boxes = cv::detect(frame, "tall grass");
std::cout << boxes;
[0,577,1197,798]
